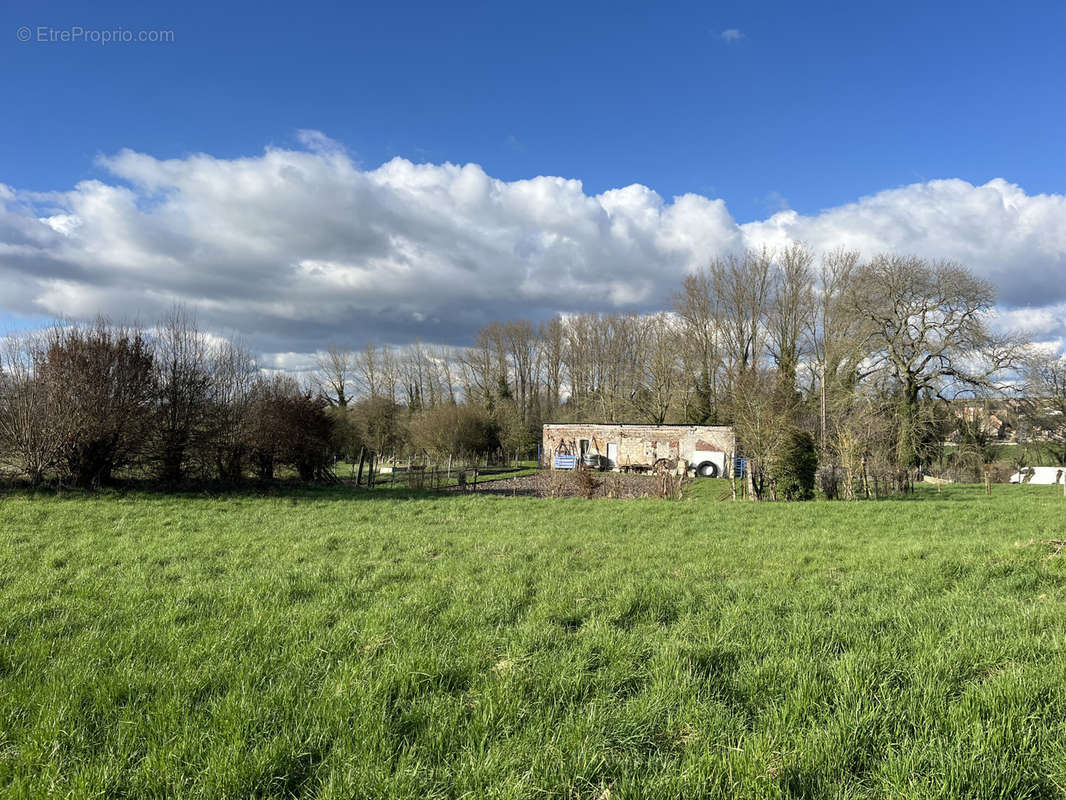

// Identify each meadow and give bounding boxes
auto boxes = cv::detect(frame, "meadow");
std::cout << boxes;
[2,482,1066,799]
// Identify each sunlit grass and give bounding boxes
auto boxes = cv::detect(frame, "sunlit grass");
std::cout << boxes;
[2,483,1066,798]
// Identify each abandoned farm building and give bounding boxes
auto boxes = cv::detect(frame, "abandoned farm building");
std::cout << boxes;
[542,423,736,477]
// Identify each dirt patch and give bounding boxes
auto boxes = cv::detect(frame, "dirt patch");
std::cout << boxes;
[454,472,685,499]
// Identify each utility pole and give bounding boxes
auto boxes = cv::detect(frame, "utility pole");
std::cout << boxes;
[819,360,827,450]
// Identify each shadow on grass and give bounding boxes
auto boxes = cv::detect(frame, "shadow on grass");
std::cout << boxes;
[0,476,539,504]
[863,483,1064,502]
[2,477,1060,506]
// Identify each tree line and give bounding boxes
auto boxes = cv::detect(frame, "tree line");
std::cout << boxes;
[0,310,334,487]
[316,244,1060,498]
[2,242,1064,494]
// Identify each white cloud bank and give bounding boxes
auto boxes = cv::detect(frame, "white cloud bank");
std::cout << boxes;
[1,132,1065,356]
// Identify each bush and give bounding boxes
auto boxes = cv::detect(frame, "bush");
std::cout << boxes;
[0,315,344,487]
[408,404,498,459]
[152,308,214,483]
[38,322,156,488]
[350,396,405,458]
[327,406,361,464]
[571,466,602,499]
[495,404,539,457]
[776,429,818,501]
[248,375,334,480]
[0,332,64,484]
[281,393,334,481]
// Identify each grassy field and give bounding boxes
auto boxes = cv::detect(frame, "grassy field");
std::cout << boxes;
[2,483,1066,798]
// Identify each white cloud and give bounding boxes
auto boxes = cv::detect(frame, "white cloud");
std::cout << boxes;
[720,28,744,42]
[1,135,1066,357]
[740,178,1066,309]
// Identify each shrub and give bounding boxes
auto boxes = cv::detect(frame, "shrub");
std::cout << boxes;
[37,322,155,488]
[0,333,65,484]
[776,429,818,501]
[152,307,214,483]
[281,393,334,481]
[571,467,602,499]
[350,396,405,458]
[495,404,539,458]
[248,375,334,480]
[327,406,362,464]
[408,404,498,459]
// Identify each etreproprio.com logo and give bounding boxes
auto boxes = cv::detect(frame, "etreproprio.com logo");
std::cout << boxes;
[16,26,175,44]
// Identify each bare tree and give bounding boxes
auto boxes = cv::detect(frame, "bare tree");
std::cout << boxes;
[153,306,213,482]
[767,242,814,389]
[712,249,775,393]
[356,342,399,402]
[378,345,399,403]
[846,255,1020,468]
[675,269,724,422]
[1024,348,1066,465]
[0,331,68,483]
[399,340,449,410]
[595,314,639,423]
[539,316,565,412]
[461,325,506,410]
[502,320,541,423]
[809,249,872,450]
[632,313,682,424]
[207,338,258,481]
[728,369,788,500]
[314,343,356,408]
[433,345,460,406]
[355,341,380,399]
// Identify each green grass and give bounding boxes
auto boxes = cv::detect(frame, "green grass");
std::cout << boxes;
[2,484,1066,798]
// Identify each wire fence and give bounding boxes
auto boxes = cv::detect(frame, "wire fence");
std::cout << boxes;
[338,449,538,492]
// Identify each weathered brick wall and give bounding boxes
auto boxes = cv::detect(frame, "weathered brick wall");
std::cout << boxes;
[542,424,734,470]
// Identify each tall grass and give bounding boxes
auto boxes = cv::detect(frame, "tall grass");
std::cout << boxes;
[1,484,1065,798]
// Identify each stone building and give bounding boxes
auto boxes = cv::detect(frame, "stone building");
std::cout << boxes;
[542,423,735,477]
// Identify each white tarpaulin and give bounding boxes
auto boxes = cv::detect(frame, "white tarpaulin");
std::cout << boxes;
[1010,466,1066,485]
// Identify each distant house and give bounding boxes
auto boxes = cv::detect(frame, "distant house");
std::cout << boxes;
[542,423,735,477]
[956,406,1013,441]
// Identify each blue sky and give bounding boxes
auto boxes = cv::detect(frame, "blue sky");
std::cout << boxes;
[2,0,1066,354]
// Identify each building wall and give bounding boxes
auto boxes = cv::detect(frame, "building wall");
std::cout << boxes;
[542,424,735,471]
